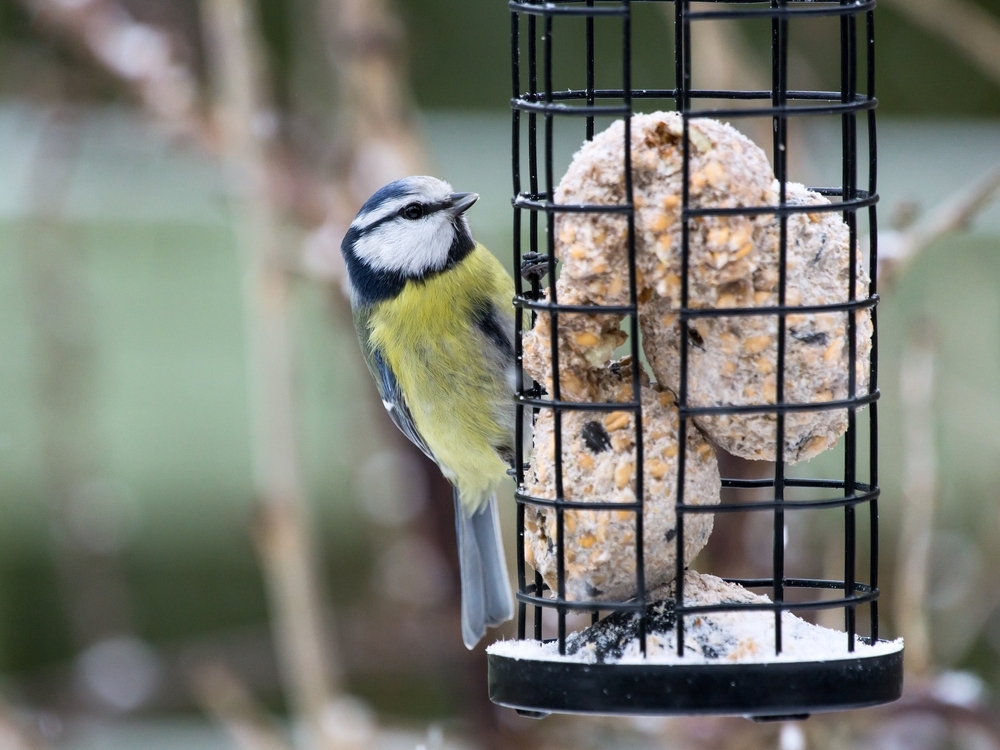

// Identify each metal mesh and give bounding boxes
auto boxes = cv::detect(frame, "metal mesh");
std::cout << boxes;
[510,0,880,658]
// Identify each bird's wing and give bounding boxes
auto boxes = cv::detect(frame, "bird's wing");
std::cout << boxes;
[367,344,437,463]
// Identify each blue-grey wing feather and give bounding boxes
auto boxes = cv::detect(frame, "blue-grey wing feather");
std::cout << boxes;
[370,347,436,463]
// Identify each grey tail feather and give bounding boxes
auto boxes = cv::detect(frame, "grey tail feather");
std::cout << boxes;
[454,490,514,650]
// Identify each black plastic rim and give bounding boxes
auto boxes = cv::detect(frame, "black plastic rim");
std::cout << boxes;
[489,643,904,717]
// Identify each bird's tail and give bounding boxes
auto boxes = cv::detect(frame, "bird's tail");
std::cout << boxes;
[454,490,514,649]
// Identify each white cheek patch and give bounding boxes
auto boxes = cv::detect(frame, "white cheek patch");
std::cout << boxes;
[352,214,455,276]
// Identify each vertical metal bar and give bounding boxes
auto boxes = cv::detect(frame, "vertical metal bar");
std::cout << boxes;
[674,0,690,658]
[542,11,568,656]
[866,7,880,645]
[534,570,543,639]
[586,0,595,141]
[528,13,539,261]
[621,0,644,656]
[527,11,544,639]
[674,0,684,113]
[771,0,789,656]
[841,0,859,652]
[511,8,527,642]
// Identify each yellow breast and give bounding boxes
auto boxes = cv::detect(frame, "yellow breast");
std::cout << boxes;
[368,245,515,509]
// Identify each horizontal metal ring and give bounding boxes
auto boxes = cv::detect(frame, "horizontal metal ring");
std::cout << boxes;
[513,191,878,217]
[679,389,878,417]
[515,88,856,103]
[511,98,631,116]
[517,391,878,415]
[513,296,877,318]
[680,296,878,319]
[509,0,627,17]
[515,474,868,492]
[683,191,877,218]
[516,591,647,611]
[685,95,876,120]
[514,492,645,511]
[513,193,632,213]
[677,487,880,514]
[514,298,637,314]
[516,395,640,411]
[516,580,878,614]
[685,0,876,21]
[721,477,870,490]
[514,487,878,513]
[727,577,873,592]
[511,91,874,118]
[677,591,878,616]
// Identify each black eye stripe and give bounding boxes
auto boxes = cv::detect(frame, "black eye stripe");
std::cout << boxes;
[353,198,454,235]
[400,199,451,218]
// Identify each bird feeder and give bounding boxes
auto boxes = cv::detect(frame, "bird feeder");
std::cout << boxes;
[488,0,903,719]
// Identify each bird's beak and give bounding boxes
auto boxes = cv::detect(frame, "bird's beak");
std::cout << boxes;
[449,192,479,214]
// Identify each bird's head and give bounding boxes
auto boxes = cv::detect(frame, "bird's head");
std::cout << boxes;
[341,176,479,304]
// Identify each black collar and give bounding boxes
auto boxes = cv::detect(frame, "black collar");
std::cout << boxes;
[342,220,476,305]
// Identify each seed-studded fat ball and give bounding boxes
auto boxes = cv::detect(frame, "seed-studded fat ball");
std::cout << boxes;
[524,359,720,603]
[522,111,871,463]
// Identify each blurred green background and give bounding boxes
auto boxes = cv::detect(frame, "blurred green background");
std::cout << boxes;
[0,1,999,749]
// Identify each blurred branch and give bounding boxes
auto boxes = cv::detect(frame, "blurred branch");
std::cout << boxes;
[877,160,1000,289]
[895,323,937,677]
[17,0,333,249]
[24,111,143,688]
[655,6,816,178]
[297,0,428,287]
[321,0,425,199]
[18,0,206,142]
[884,687,1000,744]
[200,2,353,749]
[190,663,294,750]
[689,16,765,92]
[16,0,434,293]
[881,0,1000,89]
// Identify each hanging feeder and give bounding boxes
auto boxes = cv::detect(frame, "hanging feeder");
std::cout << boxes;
[489,0,903,719]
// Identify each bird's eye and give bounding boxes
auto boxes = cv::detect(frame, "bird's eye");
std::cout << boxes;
[402,203,423,220]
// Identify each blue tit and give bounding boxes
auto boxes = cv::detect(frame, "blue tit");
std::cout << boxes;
[341,175,517,649]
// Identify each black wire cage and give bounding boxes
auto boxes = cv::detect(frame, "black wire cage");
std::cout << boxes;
[488,0,903,719]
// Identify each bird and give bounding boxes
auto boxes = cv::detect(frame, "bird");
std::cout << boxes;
[341,175,517,648]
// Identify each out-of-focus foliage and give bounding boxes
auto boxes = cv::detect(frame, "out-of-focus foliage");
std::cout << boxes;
[391,0,1000,114]
[3,0,1000,113]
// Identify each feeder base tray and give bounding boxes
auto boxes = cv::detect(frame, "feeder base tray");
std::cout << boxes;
[488,643,903,717]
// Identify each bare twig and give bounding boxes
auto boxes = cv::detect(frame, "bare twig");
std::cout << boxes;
[23,111,141,656]
[19,0,206,142]
[895,322,937,676]
[671,10,770,154]
[880,0,1000,89]
[299,0,428,286]
[689,15,765,92]
[17,0,335,247]
[200,2,349,748]
[190,662,294,750]
[657,6,818,181]
[321,0,425,200]
[877,160,1000,289]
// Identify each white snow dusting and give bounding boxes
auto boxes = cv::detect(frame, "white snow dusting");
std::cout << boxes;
[488,573,902,665]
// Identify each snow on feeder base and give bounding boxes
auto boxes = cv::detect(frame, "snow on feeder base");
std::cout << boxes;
[488,573,903,717]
